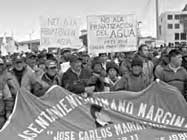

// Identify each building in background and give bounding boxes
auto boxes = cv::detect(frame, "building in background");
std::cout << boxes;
[158,4,187,46]
[18,39,40,52]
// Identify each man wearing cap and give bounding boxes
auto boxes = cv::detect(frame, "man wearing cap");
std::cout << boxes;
[26,53,37,72]
[7,55,49,97]
[41,59,61,86]
[61,54,92,95]
[85,57,107,92]
[111,57,150,92]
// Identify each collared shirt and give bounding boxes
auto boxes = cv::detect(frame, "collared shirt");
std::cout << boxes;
[96,118,109,127]
[168,64,181,73]
[71,68,81,77]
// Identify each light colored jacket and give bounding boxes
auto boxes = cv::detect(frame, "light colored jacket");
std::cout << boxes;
[7,66,49,97]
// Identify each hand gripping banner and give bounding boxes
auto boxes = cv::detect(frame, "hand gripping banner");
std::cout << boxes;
[0,81,187,140]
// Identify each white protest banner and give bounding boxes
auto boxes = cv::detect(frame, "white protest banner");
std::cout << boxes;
[87,15,138,54]
[40,17,81,49]
[6,39,17,54]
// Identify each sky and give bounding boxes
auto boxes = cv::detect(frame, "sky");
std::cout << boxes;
[0,0,186,41]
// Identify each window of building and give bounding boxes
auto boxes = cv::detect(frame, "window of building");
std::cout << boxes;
[167,15,173,20]
[175,15,180,20]
[181,33,187,40]
[181,42,187,45]
[175,24,180,29]
[168,24,173,29]
[175,33,179,40]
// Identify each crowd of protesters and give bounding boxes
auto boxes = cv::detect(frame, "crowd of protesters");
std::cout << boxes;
[0,42,187,128]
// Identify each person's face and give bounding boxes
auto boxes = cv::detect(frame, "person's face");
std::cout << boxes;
[71,61,82,72]
[108,68,117,78]
[63,52,71,60]
[83,59,92,70]
[120,63,129,76]
[38,64,46,71]
[141,46,149,57]
[95,110,111,124]
[100,55,108,63]
[170,54,182,67]
[132,65,142,76]
[109,53,115,59]
[119,53,125,62]
[27,58,36,67]
[47,66,58,76]
[93,64,102,73]
[14,61,25,71]
[82,56,90,68]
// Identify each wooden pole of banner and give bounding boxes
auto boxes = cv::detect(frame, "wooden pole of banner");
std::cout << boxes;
[156,0,159,39]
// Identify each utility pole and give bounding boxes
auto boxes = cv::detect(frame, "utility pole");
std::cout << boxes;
[156,0,159,39]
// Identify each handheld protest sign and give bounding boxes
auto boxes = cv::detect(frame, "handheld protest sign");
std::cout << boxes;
[87,15,138,55]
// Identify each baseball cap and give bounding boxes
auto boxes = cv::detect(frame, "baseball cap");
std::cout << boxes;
[46,60,57,68]
[69,54,82,63]
[14,55,24,63]
[131,58,143,67]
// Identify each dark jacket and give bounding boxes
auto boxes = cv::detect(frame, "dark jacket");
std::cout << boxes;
[158,64,187,99]
[134,53,154,83]
[41,73,61,86]
[61,68,92,94]
[111,72,150,92]
[7,66,49,97]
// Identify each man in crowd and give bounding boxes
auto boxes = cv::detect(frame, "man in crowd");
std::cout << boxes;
[26,53,37,72]
[0,58,14,128]
[86,57,107,92]
[41,59,61,86]
[134,44,154,83]
[104,61,121,90]
[98,53,108,70]
[7,55,49,97]
[61,54,92,95]
[111,57,150,92]
[157,49,187,100]
[35,58,46,78]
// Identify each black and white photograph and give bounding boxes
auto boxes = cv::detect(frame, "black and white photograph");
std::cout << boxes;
[0,0,186,139]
